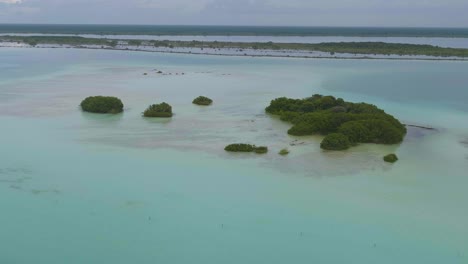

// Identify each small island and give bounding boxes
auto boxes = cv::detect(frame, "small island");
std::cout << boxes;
[225,144,268,154]
[143,102,173,117]
[279,148,290,155]
[266,94,406,150]
[80,96,124,114]
[192,96,213,106]
[384,154,399,163]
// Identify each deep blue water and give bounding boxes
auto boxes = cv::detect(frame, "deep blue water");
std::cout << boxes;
[1,24,468,37]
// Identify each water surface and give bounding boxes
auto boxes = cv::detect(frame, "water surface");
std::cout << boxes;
[1,48,467,263]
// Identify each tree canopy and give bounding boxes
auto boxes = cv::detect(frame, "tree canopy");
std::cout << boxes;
[193,96,213,106]
[143,102,173,117]
[266,94,406,150]
[80,96,124,114]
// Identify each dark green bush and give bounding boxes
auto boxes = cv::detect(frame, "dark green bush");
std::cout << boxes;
[338,121,371,143]
[143,102,173,117]
[254,146,268,154]
[362,119,405,144]
[225,144,268,154]
[80,96,124,114]
[225,144,256,152]
[279,148,290,155]
[384,154,399,163]
[320,133,351,150]
[193,96,213,106]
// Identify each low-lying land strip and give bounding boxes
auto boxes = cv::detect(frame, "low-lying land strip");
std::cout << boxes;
[2,35,468,59]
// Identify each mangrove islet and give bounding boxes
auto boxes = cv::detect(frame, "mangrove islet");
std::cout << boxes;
[266,94,406,150]
[193,96,213,106]
[384,154,399,163]
[143,102,173,118]
[225,144,268,154]
[80,96,124,114]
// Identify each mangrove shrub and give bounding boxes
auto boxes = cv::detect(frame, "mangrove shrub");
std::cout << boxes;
[193,96,213,106]
[80,96,124,114]
[320,133,351,150]
[384,154,399,163]
[225,144,268,154]
[143,102,173,117]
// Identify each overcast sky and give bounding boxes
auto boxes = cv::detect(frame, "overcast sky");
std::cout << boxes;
[1,0,467,27]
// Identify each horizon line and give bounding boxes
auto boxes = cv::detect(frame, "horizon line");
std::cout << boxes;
[1,23,468,29]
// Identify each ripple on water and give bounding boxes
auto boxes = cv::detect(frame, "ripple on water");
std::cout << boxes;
[30,189,61,195]
[0,167,33,184]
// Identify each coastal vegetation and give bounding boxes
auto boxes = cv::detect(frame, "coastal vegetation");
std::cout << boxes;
[80,96,124,114]
[0,35,118,47]
[192,96,213,106]
[384,154,399,163]
[143,102,173,117]
[266,94,406,150]
[320,133,351,150]
[225,144,268,154]
[2,36,468,58]
[254,146,268,154]
[279,148,290,155]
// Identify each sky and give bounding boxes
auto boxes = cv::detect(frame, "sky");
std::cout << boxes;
[0,0,468,27]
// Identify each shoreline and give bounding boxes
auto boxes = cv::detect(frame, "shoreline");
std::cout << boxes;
[2,44,468,62]
[2,35,468,60]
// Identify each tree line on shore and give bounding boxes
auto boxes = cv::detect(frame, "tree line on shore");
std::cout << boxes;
[2,35,468,58]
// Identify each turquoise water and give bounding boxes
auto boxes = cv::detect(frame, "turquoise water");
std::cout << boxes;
[1,48,468,263]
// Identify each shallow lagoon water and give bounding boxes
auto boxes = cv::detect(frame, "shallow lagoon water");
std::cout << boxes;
[1,48,468,263]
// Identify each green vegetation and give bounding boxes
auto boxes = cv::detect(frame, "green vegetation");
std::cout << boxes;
[266,94,406,150]
[279,148,290,155]
[254,146,268,154]
[143,102,173,117]
[193,96,213,106]
[225,144,268,154]
[0,35,117,47]
[320,133,351,150]
[2,36,468,58]
[384,154,399,163]
[80,96,124,114]
[225,144,255,152]
[128,40,142,46]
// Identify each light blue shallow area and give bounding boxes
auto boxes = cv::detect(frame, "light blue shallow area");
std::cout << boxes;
[1,48,468,263]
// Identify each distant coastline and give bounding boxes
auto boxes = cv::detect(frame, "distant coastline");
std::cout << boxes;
[1,35,468,61]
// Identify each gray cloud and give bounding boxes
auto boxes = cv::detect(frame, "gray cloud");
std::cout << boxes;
[0,0,467,27]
